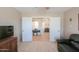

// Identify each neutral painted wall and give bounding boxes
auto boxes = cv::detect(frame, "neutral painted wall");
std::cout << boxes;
[64,8,79,39]
[0,7,21,41]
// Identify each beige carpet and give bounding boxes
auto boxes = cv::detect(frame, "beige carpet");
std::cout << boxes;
[18,41,58,52]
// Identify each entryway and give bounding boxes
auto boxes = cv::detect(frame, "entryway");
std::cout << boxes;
[22,17,61,42]
[32,17,50,41]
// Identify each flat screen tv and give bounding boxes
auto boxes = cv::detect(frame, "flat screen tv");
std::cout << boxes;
[0,26,14,39]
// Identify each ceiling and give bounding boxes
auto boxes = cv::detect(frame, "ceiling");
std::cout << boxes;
[15,7,72,14]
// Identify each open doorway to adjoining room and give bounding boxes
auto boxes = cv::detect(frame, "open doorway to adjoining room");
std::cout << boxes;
[32,17,50,41]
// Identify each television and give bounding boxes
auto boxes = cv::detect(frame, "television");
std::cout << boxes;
[0,26,14,39]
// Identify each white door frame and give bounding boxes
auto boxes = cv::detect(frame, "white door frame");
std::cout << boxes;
[49,17,61,41]
[22,17,32,42]
[22,17,61,42]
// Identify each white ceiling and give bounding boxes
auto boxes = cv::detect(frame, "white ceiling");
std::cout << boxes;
[15,7,72,14]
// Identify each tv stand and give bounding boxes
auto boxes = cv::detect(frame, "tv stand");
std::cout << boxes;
[0,36,17,52]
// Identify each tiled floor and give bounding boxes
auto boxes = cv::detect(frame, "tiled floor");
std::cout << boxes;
[18,41,58,52]
[18,32,58,52]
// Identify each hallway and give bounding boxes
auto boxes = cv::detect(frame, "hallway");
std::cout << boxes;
[18,41,58,52]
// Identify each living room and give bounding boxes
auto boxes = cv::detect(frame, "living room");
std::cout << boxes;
[0,7,79,52]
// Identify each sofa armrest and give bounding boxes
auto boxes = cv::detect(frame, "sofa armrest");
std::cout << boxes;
[70,41,79,50]
[57,39,70,43]
[57,39,72,45]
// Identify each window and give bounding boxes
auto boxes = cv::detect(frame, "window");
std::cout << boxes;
[33,21,39,29]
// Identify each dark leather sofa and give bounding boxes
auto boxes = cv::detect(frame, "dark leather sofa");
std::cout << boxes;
[57,34,79,52]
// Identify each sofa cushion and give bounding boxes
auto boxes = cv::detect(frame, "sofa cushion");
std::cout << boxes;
[58,44,77,52]
[70,34,79,42]
[71,41,79,50]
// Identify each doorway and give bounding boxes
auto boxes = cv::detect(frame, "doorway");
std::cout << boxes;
[32,17,50,41]
[22,17,61,42]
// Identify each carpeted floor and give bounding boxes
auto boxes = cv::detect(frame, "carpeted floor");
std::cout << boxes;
[18,41,58,52]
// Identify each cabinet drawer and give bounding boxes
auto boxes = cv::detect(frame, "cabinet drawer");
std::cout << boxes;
[0,42,11,52]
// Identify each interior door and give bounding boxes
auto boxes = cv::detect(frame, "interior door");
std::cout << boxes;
[22,17,32,41]
[50,17,61,41]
